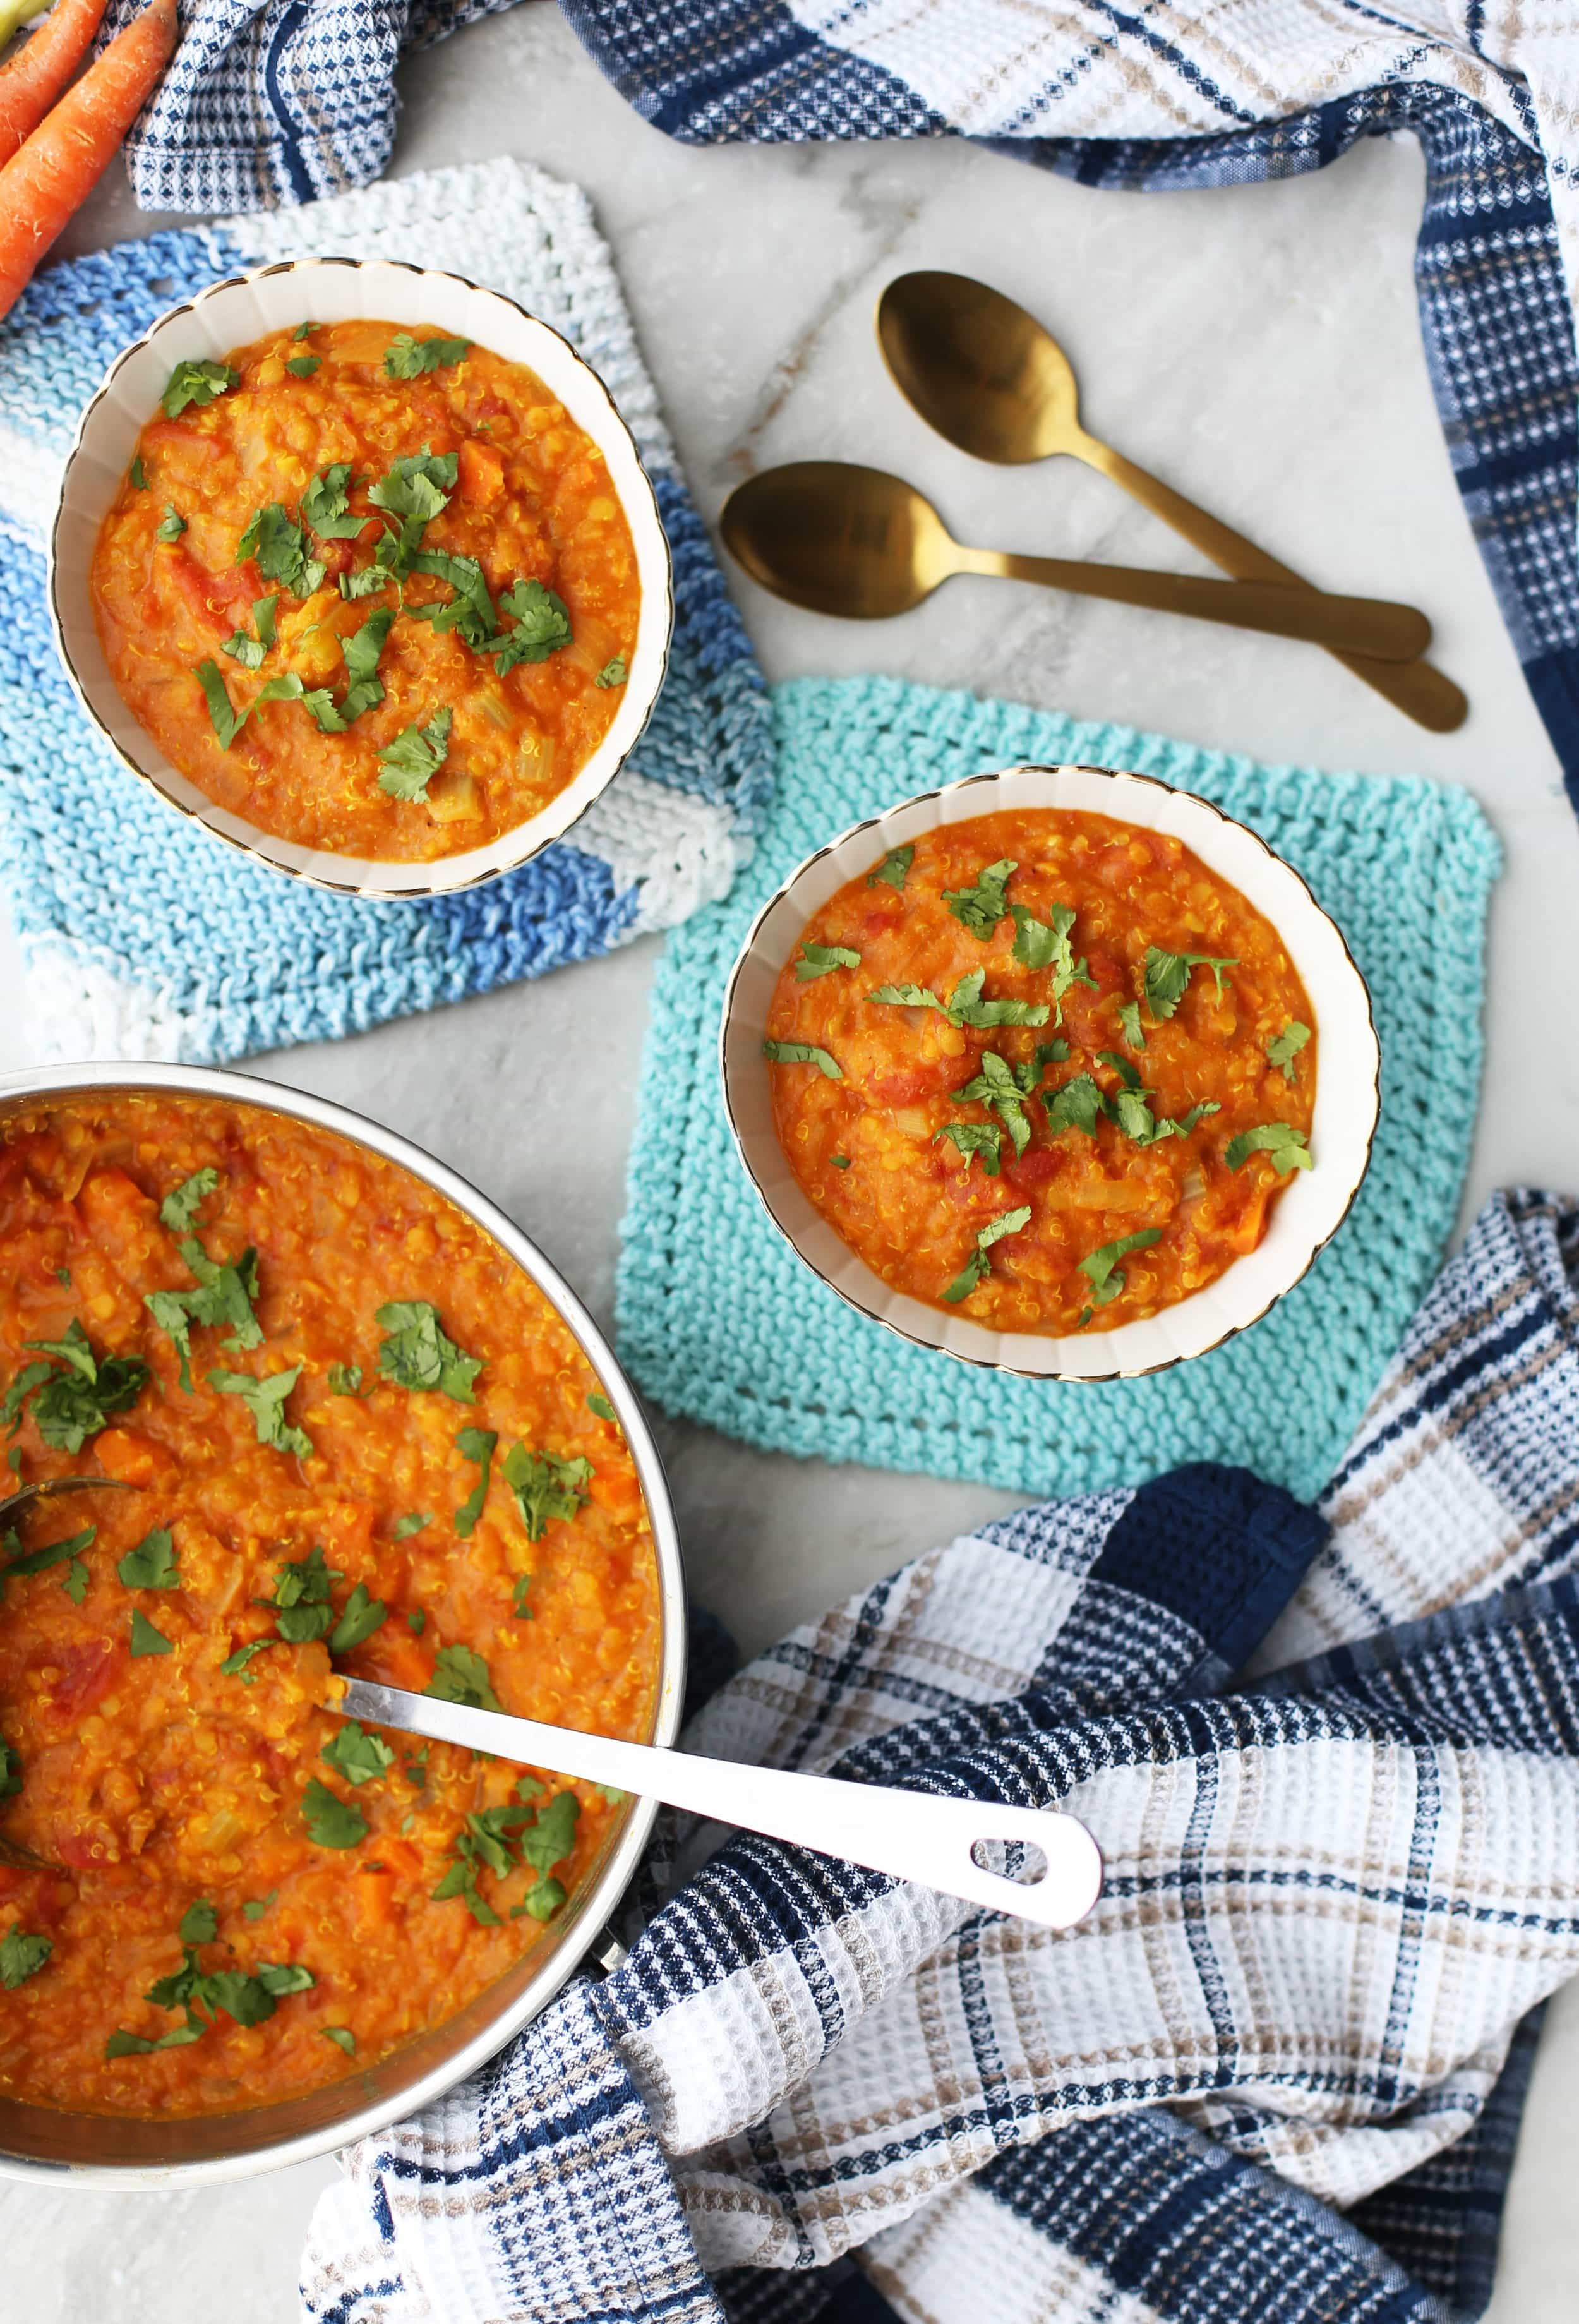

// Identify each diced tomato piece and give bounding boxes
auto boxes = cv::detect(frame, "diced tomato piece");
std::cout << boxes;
[93,1429,175,1488]
[870,1056,968,1107]
[1004,1148,1064,1189]
[56,1831,112,1870]
[458,439,505,508]
[314,537,356,578]
[47,1638,122,1722]
[165,549,256,635]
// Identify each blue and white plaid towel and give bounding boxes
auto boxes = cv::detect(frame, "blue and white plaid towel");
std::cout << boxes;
[94,0,1579,812]
[301,1183,1579,2324]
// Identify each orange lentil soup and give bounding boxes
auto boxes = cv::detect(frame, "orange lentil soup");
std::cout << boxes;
[90,320,642,862]
[0,1093,659,2118]
[765,809,1318,1335]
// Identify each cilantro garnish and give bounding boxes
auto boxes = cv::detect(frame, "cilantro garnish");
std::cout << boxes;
[868,969,1048,1030]
[510,1572,534,1620]
[219,1637,278,1683]
[144,1191,262,1392]
[454,1424,497,1538]
[392,1511,430,1540]
[1267,1021,1311,1081]
[500,1444,592,1543]
[321,1721,395,1787]
[61,1555,89,1604]
[286,354,320,378]
[117,1528,179,1590]
[194,660,309,750]
[208,1364,313,1457]
[829,1155,851,1169]
[367,448,457,528]
[586,1393,615,1423]
[160,1170,218,1234]
[594,656,628,689]
[376,707,453,802]
[220,594,280,671]
[432,1780,578,1925]
[323,2026,356,2056]
[935,1121,1002,1177]
[0,1929,51,1990]
[383,332,471,378]
[301,464,366,541]
[425,1642,503,1713]
[942,1205,1031,1304]
[1117,999,1146,1051]
[795,942,861,982]
[155,505,187,543]
[762,1039,842,1079]
[243,1891,277,1920]
[105,2020,202,2057]
[301,1777,367,1850]
[943,858,1016,940]
[376,1300,481,1401]
[1142,946,1238,1019]
[107,1921,318,2056]
[179,1900,218,1946]
[406,547,498,653]
[1007,901,1096,1019]
[408,1609,426,1634]
[130,1607,172,1657]
[235,502,325,598]
[1078,1228,1164,1308]
[491,578,572,673]
[301,607,395,732]
[9,1321,147,1452]
[161,358,239,418]
[293,323,314,341]
[949,1051,1036,1157]
[1225,1122,1313,1174]
[867,844,913,891]
[129,457,148,490]
[256,1544,342,1643]
[327,1363,364,1397]
[330,1582,387,1655]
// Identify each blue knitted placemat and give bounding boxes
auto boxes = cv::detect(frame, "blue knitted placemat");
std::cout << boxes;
[0,159,772,1063]
[616,677,1503,1503]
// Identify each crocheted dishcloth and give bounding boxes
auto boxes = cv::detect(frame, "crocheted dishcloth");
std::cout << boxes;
[0,159,772,1064]
[616,676,1502,1503]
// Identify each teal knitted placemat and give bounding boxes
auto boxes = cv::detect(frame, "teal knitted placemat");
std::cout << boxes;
[615,676,1503,1502]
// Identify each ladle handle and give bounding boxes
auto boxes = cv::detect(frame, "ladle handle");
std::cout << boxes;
[1076,435,1468,732]
[335,1678,1104,1932]
[966,545,1429,662]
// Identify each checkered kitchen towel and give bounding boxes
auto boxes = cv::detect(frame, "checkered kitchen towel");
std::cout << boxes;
[302,1183,1579,2324]
[91,0,1579,812]
[0,158,772,1060]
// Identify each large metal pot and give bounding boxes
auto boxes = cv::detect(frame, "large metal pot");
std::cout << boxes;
[0,1062,687,2186]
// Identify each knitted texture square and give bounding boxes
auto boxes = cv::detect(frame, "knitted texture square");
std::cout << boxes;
[616,676,1501,1503]
[0,159,772,1063]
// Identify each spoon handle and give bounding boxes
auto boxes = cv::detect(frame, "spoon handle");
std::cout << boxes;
[334,1678,1105,1932]
[964,545,1429,661]
[1075,435,1467,732]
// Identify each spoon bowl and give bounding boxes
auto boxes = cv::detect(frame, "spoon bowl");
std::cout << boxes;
[878,270,1084,462]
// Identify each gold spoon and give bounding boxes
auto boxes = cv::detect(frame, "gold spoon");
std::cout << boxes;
[721,462,1432,658]
[876,270,1468,732]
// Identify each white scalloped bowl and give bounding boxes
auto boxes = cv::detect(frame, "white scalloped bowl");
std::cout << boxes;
[721,762,1380,1382]
[48,258,674,900]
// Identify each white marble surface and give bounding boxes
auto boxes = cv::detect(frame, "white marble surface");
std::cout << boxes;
[6,6,1579,2315]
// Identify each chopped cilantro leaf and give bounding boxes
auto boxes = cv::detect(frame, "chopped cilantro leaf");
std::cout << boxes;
[1267,1021,1311,1081]
[235,501,325,597]
[301,463,366,541]
[383,332,471,378]
[408,1609,426,1634]
[161,358,238,418]
[869,970,1048,1028]
[130,1608,173,1657]
[943,858,1016,940]
[510,1572,534,1620]
[129,457,148,490]
[829,1155,851,1169]
[376,707,452,802]
[1042,1073,1105,1139]
[13,1322,147,1452]
[323,2026,356,2056]
[220,1638,278,1683]
[293,323,314,341]
[327,1363,364,1397]
[1143,946,1239,1019]
[61,1556,88,1605]
[256,1544,341,1642]
[242,1891,277,1920]
[795,942,861,982]
[762,1039,841,1079]
[1078,1229,1164,1307]
[594,656,628,689]
[392,1511,430,1540]
[1010,901,1095,1019]
[208,1364,312,1457]
[949,1051,1036,1156]
[160,1170,218,1235]
[1117,1000,1146,1051]
[155,504,187,543]
[285,353,320,378]
[1,1523,94,1582]
[144,1221,261,1394]
[105,2016,203,2057]
[454,1425,497,1537]
[367,448,457,525]
[179,1900,218,1946]
[194,660,308,749]
[935,1121,1002,1176]
[426,1642,502,1713]
[1,1361,51,1435]
[942,1205,1032,1304]
[491,578,572,673]
[500,1443,592,1543]
[1,1929,52,1989]
[221,594,280,670]
[867,844,913,891]
[586,1393,615,1423]
[1225,1122,1313,1175]
[321,1721,395,1786]
[117,1527,179,1590]
[329,1582,387,1656]
[301,1778,367,1850]
[376,1300,481,1401]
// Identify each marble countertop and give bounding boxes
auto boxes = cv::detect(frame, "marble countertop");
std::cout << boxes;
[4,7,1579,2315]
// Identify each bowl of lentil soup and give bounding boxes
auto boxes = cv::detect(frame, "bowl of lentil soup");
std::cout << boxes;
[721,764,1379,1381]
[50,259,673,896]
[0,1063,683,2184]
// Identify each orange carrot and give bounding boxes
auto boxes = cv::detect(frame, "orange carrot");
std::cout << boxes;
[0,0,112,167]
[0,0,174,323]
